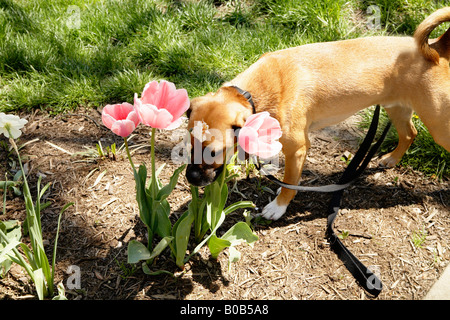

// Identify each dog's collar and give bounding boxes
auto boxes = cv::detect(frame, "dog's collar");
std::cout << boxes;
[229,85,256,114]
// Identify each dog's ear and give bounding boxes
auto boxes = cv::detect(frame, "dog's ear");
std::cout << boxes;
[186,105,192,119]
[233,105,252,128]
[187,97,202,119]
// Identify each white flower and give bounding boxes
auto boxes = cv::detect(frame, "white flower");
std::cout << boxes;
[0,113,28,139]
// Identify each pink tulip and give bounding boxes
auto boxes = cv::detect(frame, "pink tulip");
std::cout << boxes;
[238,112,282,159]
[102,103,140,137]
[134,80,189,130]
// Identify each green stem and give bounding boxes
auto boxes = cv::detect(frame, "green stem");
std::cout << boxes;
[150,128,157,198]
[191,185,201,242]
[123,137,135,171]
[149,128,157,252]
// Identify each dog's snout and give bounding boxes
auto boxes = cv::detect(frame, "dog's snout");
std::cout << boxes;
[185,164,223,187]
[186,165,202,185]
[186,164,211,187]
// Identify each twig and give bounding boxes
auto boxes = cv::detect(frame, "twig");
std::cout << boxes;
[60,113,106,130]
[45,141,73,155]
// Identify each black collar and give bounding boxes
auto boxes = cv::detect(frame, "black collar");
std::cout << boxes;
[230,85,256,114]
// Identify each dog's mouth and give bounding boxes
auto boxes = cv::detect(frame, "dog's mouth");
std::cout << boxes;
[185,163,224,187]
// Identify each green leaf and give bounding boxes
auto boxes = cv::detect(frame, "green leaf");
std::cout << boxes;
[127,237,173,264]
[208,234,231,260]
[208,222,259,260]
[155,199,172,238]
[150,236,173,260]
[52,202,74,292]
[0,239,21,263]
[52,282,68,300]
[221,222,259,247]
[127,240,151,264]
[0,181,16,190]
[172,210,194,268]
[133,165,152,228]
[223,201,255,216]
[0,220,21,236]
[228,246,241,269]
[33,268,46,300]
[156,164,186,202]
[205,179,228,232]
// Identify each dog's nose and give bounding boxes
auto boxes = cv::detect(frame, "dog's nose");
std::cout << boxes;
[185,164,205,186]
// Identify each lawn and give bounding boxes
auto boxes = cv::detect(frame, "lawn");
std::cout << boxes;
[0,0,449,176]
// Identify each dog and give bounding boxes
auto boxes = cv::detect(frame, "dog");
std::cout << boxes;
[186,7,450,221]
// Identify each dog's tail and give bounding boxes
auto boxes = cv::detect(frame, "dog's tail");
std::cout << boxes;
[414,7,450,64]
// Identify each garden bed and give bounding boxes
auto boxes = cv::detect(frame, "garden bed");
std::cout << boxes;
[1,107,448,300]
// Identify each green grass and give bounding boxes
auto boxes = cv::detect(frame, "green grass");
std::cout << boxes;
[0,0,448,176]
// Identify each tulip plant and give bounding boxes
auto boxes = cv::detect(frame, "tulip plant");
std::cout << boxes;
[102,80,283,271]
[102,80,191,270]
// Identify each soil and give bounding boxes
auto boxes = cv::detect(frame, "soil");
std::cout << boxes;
[0,107,448,300]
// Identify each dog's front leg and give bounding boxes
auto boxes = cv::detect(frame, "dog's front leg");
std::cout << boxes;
[261,136,309,220]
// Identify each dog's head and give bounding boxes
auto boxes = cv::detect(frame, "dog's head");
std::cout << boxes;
[185,86,253,186]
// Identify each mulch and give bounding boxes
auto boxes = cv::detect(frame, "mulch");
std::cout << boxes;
[0,107,448,300]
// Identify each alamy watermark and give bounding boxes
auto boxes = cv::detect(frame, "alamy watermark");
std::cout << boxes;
[366,5,381,30]
[366,265,382,291]
[66,265,81,290]
[65,5,81,30]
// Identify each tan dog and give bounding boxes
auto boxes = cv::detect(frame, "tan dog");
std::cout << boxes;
[186,7,450,220]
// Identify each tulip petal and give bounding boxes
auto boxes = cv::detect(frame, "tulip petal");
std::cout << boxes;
[243,111,270,130]
[102,112,116,130]
[164,88,190,121]
[257,127,282,144]
[150,108,175,129]
[259,116,282,139]
[256,140,282,159]
[140,81,160,106]
[165,116,187,131]
[126,110,140,127]
[110,120,136,138]
[137,81,189,128]
[135,102,174,129]
[238,126,259,155]
[155,80,176,108]
[238,111,283,158]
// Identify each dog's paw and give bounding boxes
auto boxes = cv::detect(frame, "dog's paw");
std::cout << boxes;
[379,153,399,168]
[260,199,287,221]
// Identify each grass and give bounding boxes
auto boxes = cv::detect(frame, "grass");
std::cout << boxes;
[361,108,450,179]
[411,228,428,249]
[0,0,448,176]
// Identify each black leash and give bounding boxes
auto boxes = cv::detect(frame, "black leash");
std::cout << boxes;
[324,106,391,297]
[232,86,391,296]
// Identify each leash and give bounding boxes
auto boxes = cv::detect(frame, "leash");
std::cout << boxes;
[324,106,391,297]
[231,86,391,297]
[256,106,390,297]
